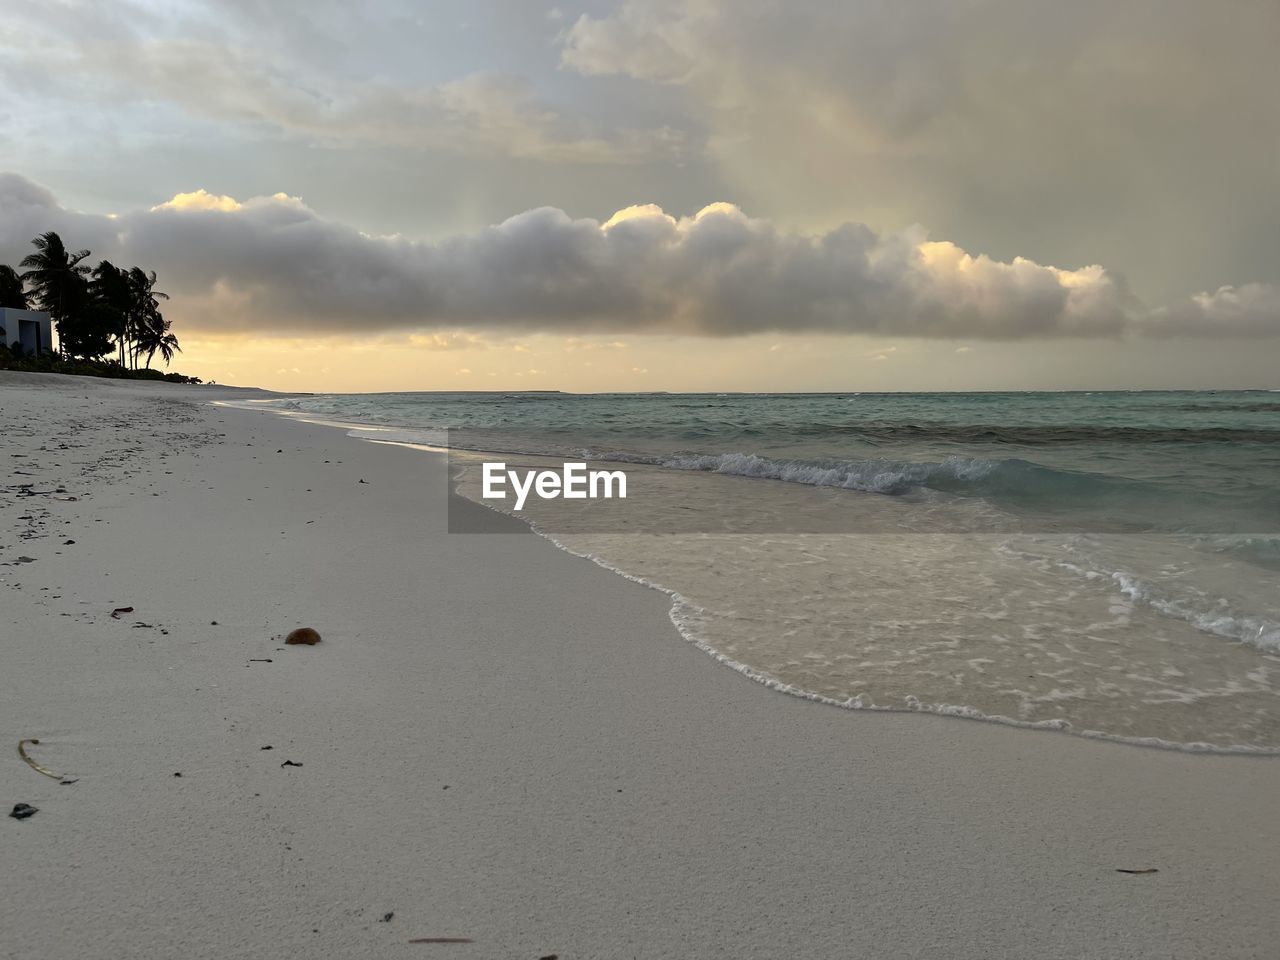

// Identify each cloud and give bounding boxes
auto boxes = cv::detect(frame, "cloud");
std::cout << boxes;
[561,1,1280,307]
[0,172,1275,340]
[562,337,629,352]
[562,2,705,85]
[407,332,492,351]
[1147,284,1280,339]
[5,0,1276,334]
[0,3,683,165]
[152,190,246,213]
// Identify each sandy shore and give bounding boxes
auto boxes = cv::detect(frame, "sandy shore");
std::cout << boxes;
[3,371,1278,960]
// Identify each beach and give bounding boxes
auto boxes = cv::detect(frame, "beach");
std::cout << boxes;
[4,371,1279,960]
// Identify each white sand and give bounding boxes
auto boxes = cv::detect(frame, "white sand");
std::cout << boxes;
[3,370,1278,959]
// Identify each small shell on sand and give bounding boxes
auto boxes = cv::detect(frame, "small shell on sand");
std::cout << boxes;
[284,627,322,646]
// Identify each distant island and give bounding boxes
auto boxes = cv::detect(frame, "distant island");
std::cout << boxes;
[0,230,200,383]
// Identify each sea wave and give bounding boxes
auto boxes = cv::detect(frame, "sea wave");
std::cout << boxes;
[1195,534,1280,570]
[589,449,1157,504]
[495,494,1280,755]
[662,450,1002,494]
[775,420,1280,445]
[236,393,1278,531]
[1051,558,1280,655]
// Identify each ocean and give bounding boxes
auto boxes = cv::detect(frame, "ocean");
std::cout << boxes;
[241,391,1280,752]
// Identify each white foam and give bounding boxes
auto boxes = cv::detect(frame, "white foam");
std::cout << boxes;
[1069,563,1280,655]
[450,468,1280,756]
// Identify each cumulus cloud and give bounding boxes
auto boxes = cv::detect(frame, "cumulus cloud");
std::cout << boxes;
[153,190,251,213]
[562,1,1280,307]
[0,173,1275,340]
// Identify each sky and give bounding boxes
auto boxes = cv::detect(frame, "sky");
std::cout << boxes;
[1,0,1277,391]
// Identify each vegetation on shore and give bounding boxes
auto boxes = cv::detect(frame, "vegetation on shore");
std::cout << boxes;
[0,346,202,383]
[2,231,198,382]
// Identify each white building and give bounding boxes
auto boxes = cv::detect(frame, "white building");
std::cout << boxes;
[0,308,53,356]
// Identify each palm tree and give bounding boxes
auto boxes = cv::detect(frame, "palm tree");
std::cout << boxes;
[20,232,91,357]
[91,260,132,366]
[126,267,169,368]
[0,265,28,309]
[138,311,182,368]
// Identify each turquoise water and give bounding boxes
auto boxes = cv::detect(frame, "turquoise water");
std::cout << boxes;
[265,390,1280,534]
[247,391,1280,750]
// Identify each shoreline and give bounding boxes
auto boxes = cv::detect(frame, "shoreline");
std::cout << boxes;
[234,399,1280,756]
[454,460,1280,757]
[4,371,1279,959]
